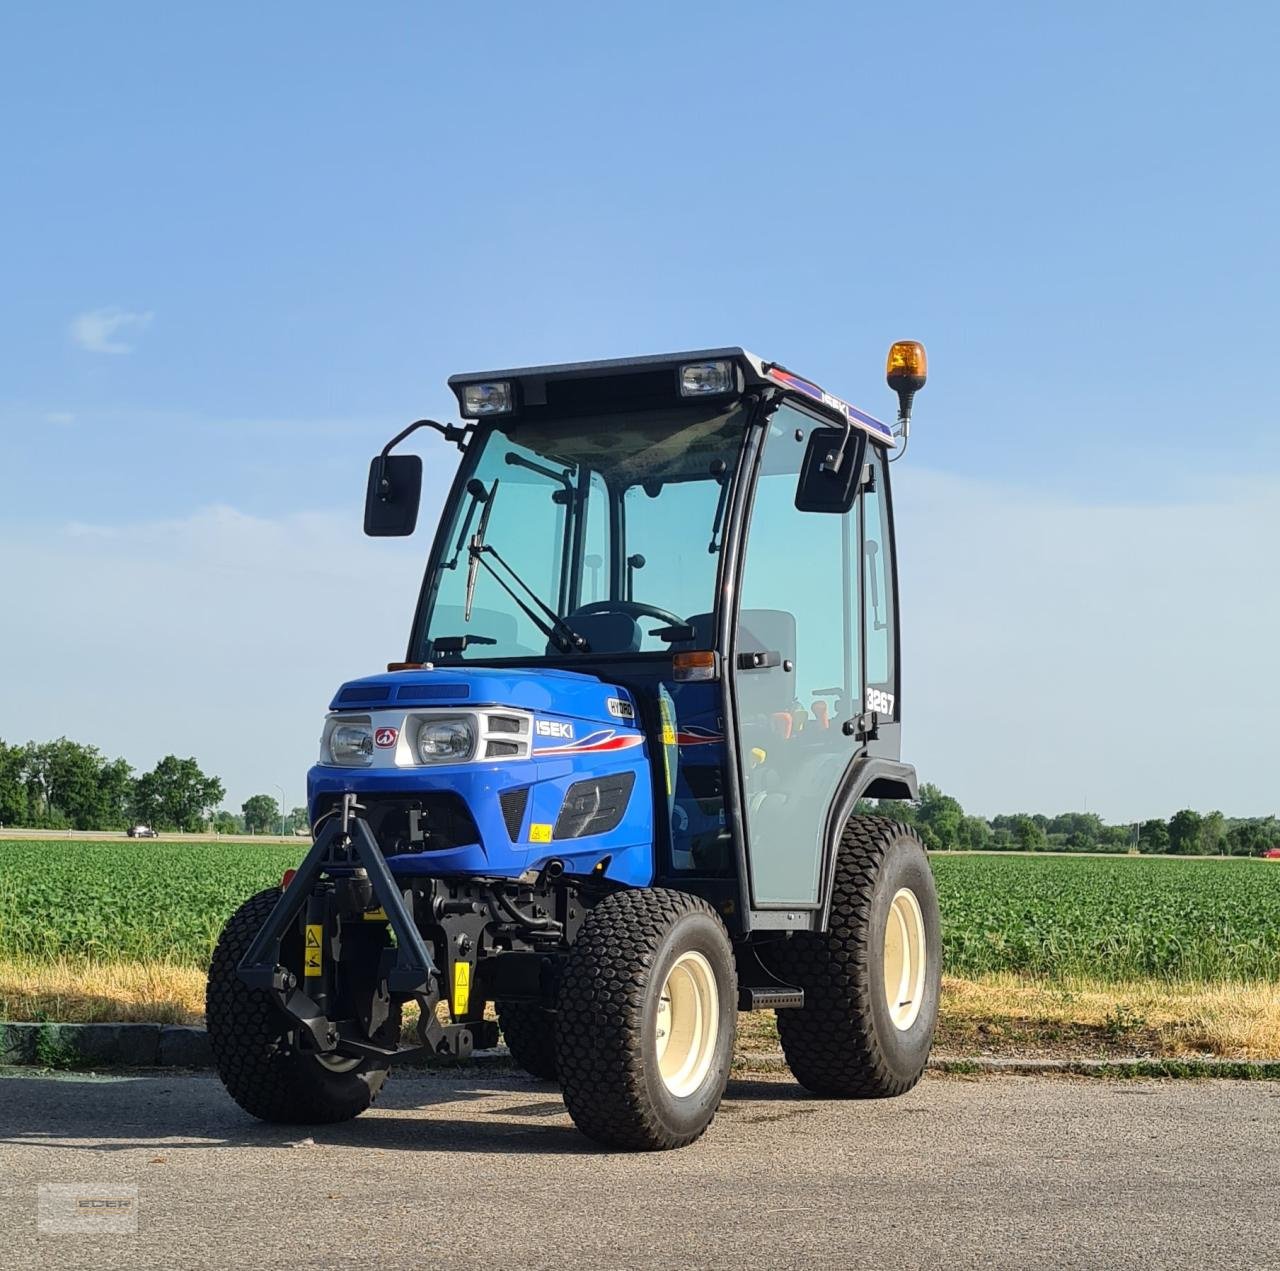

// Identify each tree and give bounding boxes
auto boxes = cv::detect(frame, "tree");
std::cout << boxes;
[0,740,27,826]
[285,805,309,835]
[957,815,992,851]
[1012,815,1047,851]
[1226,818,1280,857]
[133,756,225,831]
[1199,810,1226,856]
[19,738,134,829]
[1138,819,1169,854]
[1167,809,1203,855]
[914,784,965,850]
[242,794,281,836]
[212,809,243,835]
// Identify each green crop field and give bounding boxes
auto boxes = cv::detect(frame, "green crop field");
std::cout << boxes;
[2,840,1279,983]
[932,854,1280,982]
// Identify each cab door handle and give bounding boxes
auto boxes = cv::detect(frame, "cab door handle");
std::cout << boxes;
[737,650,782,671]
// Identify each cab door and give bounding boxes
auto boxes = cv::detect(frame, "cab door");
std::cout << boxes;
[731,403,862,907]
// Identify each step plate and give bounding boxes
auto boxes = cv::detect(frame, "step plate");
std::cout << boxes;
[739,986,805,1011]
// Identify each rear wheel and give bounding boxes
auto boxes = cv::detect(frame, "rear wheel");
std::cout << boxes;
[496,1001,558,1080]
[205,888,395,1124]
[768,816,940,1098]
[556,888,737,1150]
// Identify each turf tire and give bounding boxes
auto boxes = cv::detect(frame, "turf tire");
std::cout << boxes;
[556,888,737,1151]
[768,816,940,1098]
[206,887,392,1124]
[497,1001,558,1080]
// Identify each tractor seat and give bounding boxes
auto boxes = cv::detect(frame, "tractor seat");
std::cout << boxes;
[553,610,642,655]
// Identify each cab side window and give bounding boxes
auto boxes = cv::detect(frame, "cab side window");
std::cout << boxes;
[862,445,896,714]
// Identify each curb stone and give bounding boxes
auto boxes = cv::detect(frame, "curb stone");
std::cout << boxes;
[1,1023,1277,1080]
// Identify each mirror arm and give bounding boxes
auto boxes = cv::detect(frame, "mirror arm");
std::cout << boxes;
[375,418,472,502]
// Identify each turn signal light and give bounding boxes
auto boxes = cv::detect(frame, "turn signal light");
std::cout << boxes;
[673,650,717,682]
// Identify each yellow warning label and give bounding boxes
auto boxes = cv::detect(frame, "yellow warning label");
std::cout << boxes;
[529,823,552,843]
[304,924,323,977]
[452,961,471,1016]
[658,693,677,797]
[363,907,387,921]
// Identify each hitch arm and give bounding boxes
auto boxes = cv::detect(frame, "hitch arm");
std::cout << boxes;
[237,813,440,999]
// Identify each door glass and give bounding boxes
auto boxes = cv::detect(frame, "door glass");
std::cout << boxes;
[862,446,896,715]
[735,405,860,906]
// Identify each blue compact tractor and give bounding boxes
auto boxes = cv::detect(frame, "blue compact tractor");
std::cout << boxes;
[206,343,939,1150]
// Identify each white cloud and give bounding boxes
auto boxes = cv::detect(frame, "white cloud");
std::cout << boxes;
[0,472,1277,824]
[895,469,1280,821]
[68,307,153,355]
[45,411,75,425]
[0,504,429,811]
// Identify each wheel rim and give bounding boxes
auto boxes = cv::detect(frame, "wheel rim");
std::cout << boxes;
[313,1052,363,1073]
[654,950,720,1098]
[883,887,927,1031]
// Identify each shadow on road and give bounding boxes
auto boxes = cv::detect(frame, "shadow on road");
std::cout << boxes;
[0,1069,819,1158]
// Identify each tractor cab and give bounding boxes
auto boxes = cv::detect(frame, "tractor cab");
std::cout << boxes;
[209,342,941,1153]
[357,346,921,932]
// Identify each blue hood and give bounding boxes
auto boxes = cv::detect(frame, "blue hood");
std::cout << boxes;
[329,666,634,728]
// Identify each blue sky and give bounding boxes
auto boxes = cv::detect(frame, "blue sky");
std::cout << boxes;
[2,2,1278,819]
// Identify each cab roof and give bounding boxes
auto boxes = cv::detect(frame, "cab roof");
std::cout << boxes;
[447,347,894,447]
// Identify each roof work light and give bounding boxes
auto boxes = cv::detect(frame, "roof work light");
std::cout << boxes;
[460,382,514,417]
[679,360,735,397]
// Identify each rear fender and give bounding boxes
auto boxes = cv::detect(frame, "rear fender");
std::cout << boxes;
[816,756,918,930]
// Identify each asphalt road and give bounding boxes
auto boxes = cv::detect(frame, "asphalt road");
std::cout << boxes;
[1,1068,1277,1270]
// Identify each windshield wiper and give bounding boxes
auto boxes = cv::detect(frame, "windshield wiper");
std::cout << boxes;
[463,479,499,622]
[444,478,489,570]
[463,482,589,653]
[707,458,731,554]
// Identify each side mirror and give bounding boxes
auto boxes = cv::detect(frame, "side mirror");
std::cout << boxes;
[794,427,867,513]
[364,454,423,536]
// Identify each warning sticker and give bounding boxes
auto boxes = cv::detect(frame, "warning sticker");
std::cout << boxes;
[304,924,323,976]
[452,961,471,1016]
[529,823,552,843]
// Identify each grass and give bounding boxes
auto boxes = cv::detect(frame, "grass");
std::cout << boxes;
[931,853,1280,981]
[5,958,1278,1060]
[3,840,1279,1061]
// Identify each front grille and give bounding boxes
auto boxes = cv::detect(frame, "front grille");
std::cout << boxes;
[312,792,479,855]
[553,772,636,840]
[499,787,530,840]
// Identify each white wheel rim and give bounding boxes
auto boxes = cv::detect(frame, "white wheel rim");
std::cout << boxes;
[654,950,720,1098]
[883,887,927,1031]
[314,1052,362,1074]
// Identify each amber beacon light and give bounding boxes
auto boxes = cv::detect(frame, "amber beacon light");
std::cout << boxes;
[886,339,927,426]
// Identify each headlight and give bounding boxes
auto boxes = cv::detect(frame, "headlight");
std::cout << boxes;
[330,723,373,765]
[417,718,475,763]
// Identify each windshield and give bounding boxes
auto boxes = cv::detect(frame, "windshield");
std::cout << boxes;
[414,402,751,660]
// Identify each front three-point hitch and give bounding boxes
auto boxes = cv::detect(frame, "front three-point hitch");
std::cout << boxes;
[236,793,494,1065]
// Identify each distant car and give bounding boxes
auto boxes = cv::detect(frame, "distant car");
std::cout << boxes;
[1264,848,1280,860]
[126,824,159,839]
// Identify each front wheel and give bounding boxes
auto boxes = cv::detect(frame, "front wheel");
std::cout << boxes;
[205,888,394,1124]
[497,1000,558,1081]
[768,816,941,1098]
[556,889,737,1150]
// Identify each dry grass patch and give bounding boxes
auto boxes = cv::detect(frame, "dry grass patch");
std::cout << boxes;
[4,960,1278,1062]
[938,973,1280,1060]
[0,957,205,1025]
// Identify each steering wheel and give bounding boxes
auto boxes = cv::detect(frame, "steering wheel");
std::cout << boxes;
[569,599,686,629]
